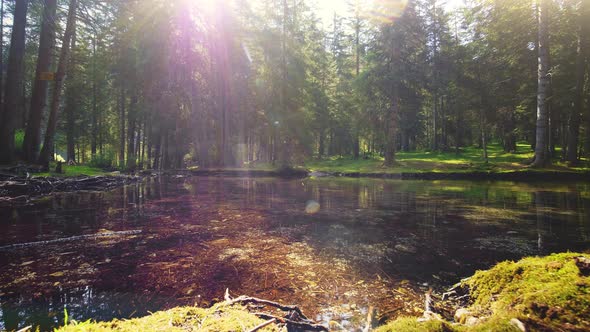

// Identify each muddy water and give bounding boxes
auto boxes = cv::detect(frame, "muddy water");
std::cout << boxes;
[0,176,589,331]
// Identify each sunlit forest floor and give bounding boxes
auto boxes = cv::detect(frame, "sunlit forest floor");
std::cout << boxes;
[19,142,590,178]
[305,143,590,174]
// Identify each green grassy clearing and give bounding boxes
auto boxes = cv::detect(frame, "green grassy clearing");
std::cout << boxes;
[34,164,111,178]
[304,143,590,174]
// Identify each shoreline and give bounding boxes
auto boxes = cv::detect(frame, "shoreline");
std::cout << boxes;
[190,168,590,181]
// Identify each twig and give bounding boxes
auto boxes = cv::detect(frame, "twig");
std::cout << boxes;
[363,305,374,332]
[246,318,276,332]
[253,313,328,332]
[16,326,32,332]
[226,295,310,321]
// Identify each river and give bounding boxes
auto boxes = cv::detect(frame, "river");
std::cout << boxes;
[0,176,588,330]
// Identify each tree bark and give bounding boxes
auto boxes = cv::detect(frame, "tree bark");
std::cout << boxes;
[353,2,361,160]
[566,0,588,163]
[279,0,291,168]
[65,21,78,163]
[383,86,399,167]
[38,0,77,167]
[91,35,98,157]
[126,94,138,170]
[0,0,28,163]
[532,0,551,167]
[0,0,4,109]
[119,87,126,168]
[23,0,57,163]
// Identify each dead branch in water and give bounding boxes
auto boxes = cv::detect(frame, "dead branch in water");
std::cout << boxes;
[246,318,277,332]
[224,289,328,331]
[253,313,328,332]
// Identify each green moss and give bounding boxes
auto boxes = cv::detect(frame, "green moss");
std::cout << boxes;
[378,253,590,331]
[56,304,279,332]
[35,165,110,177]
[375,317,455,332]
[466,252,590,330]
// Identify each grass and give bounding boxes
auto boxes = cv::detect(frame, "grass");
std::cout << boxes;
[16,142,590,178]
[304,142,590,174]
[35,164,111,177]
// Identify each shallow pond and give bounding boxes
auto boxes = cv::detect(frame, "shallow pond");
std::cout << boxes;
[0,176,589,331]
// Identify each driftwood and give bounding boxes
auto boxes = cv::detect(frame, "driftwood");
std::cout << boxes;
[224,289,328,331]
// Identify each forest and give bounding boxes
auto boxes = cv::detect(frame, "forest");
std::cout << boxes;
[1,0,590,332]
[0,0,588,172]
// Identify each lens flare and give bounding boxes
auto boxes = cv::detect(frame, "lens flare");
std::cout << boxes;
[366,0,409,24]
[305,200,320,214]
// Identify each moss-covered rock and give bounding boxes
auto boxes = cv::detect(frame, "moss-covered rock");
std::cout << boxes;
[57,304,280,332]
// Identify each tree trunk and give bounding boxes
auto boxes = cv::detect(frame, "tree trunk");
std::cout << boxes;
[119,87,126,168]
[91,35,98,157]
[384,52,400,169]
[279,0,291,168]
[383,91,399,167]
[353,3,361,160]
[126,94,138,171]
[532,0,551,167]
[566,0,588,163]
[65,22,78,163]
[0,0,4,109]
[23,0,57,163]
[38,0,78,167]
[0,0,28,163]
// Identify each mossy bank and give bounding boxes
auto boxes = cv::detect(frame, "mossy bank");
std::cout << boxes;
[56,252,590,331]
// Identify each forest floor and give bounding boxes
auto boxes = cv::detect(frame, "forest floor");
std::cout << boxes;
[3,142,589,180]
[55,252,590,332]
[304,143,590,175]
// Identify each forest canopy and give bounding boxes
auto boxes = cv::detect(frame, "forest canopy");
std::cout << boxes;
[0,0,588,171]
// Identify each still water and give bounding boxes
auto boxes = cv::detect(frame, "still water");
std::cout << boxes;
[0,176,589,330]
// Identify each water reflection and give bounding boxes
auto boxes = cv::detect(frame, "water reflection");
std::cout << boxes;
[0,176,589,330]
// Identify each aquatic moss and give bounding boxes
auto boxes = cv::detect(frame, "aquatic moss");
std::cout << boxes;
[56,304,279,332]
